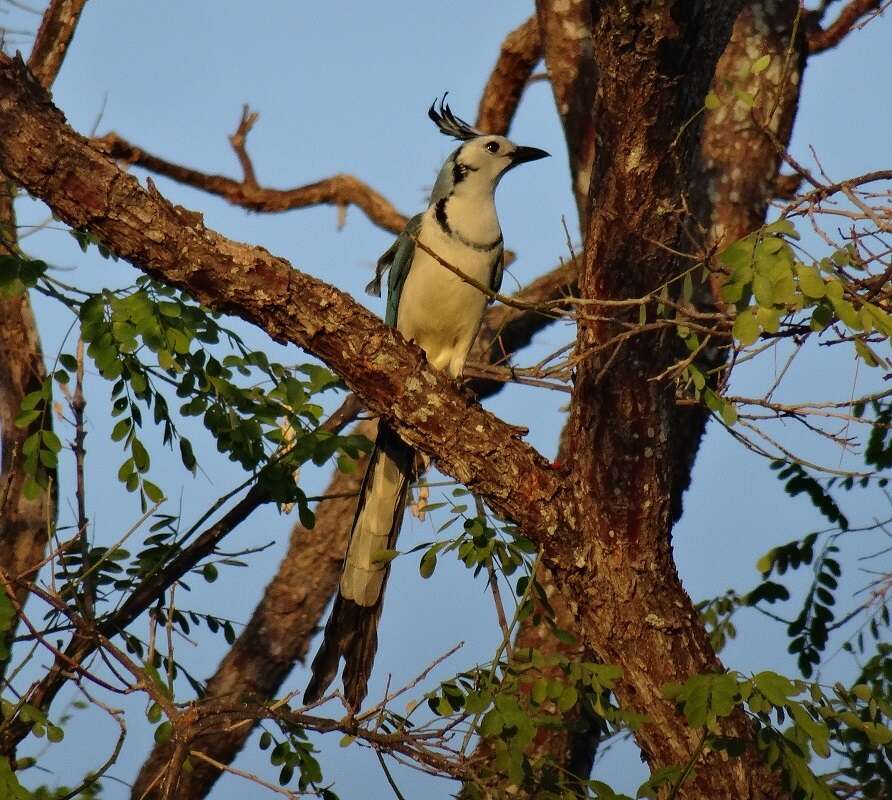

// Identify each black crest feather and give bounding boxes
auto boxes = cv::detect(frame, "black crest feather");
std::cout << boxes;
[428,93,482,141]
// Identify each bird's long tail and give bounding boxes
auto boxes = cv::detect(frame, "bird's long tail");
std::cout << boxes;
[304,422,415,708]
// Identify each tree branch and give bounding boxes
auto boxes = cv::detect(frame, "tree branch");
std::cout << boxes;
[131,418,374,798]
[0,53,564,542]
[90,128,409,235]
[563,3,785,797]
[475,15,541,135]
[535,0,597,224]
[807,0,885,53]
[0,0,87,682]
[26,0,87,88]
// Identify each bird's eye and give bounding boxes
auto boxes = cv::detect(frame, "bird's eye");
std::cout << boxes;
[485,141,500,154]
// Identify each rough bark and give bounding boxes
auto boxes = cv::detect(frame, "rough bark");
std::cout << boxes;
[535,0,597,225]
[498,4,805,790]
[561,3,784,798]
[0,213,53,673]
[0,39,788,796]
[26,0,88,89]
[0,0,87,682]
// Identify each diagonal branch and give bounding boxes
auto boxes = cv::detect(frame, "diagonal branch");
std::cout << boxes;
[475,15,541,135]
[130,417,375,798]
[91,129,409,235]
[0,53,564,544]
[26,0,87,87]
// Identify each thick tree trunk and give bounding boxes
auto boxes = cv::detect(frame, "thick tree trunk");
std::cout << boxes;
[556,3,783,797]
[0,204,53,679]
[0,0,86,680]
[495,4,805,793]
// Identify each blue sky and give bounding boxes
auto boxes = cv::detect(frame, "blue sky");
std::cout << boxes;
[4,2,892,797]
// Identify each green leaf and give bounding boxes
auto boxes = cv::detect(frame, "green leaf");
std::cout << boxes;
[296,500,315,529]
[111,417,132,442]
[531,679,548,705]
[13,409,40,428]
[46,724,64,743]
[419,549,437,579]
[753,671,797,706]
[179,437,197,471]
[154,721,172,744]
[40,430,61,453]
[143,480,165,503]
[732,310,760,346]
[704,91,721,110]
[795,264,825,299]
[131,438,150,473]
[854,338,881,368]
[0,756,31,800]
[479,709,503,737]
[147,703,162,724]
[735,89,755,108]
[720,400,738,427]
[117,458,134,483]
[372,549,399,564]
[752,54,771,74]
[829,295,861,330]
[558,685,578,712]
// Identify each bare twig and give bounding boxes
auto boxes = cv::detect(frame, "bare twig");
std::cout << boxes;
[92,131,408,235]
[189,749,302,799]
[808,0,887,53]
[228,105,259,188]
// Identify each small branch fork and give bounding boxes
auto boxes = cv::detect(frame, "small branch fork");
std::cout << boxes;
[91,115,409,235]
[6,562,481,793]
[228,104,259,188]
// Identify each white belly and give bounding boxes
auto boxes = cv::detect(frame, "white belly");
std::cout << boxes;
[396,221,494,378]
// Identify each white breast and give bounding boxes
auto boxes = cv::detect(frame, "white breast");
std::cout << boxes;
[396,207,498,378]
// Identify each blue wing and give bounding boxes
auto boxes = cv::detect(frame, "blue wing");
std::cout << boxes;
[365,213,423,328]
[489,244,505,300]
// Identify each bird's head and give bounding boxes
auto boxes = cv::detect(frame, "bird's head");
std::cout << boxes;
[428,95,548,199]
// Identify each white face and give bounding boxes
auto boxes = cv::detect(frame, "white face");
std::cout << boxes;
[455,135,517,184]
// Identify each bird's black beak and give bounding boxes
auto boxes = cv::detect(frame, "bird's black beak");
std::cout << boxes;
[509,145,550,167]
